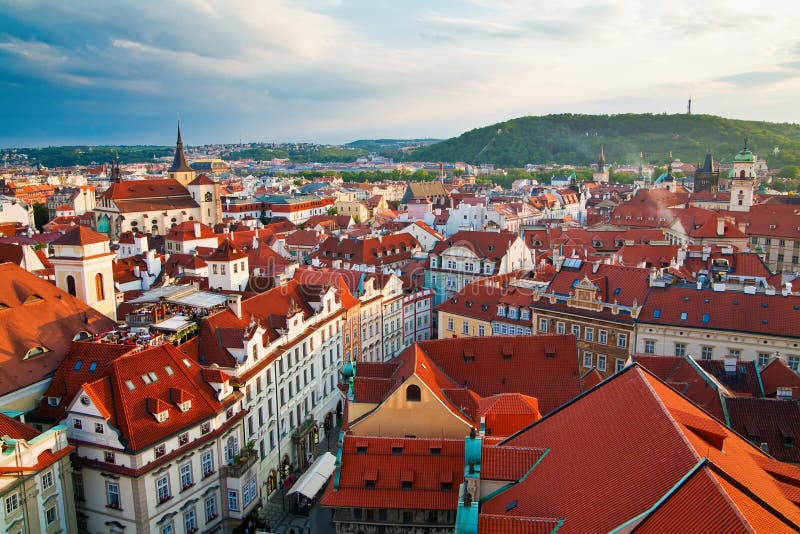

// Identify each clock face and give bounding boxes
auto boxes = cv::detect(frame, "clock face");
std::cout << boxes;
[80,395,90,406]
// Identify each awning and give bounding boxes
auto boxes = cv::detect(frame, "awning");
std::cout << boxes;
[286,452,336,499]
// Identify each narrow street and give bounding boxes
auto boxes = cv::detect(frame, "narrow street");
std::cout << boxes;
[256,425,341,534]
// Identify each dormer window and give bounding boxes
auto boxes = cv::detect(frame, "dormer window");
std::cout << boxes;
[497,306,506,317]
[507,307,518,320]
[179,400,192,412]
[156,410,169,423]
[47,396,60,407]
[25,346,50,359]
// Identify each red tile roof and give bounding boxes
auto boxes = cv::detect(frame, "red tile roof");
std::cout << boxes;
[759,358,800,398]
[640,287,800,337]
[79,343,234,452]
[165,221,215,242]
[311,234,421,268]
[0,413,39,440]
[430,231,519,261]
[0,263,117,397]
[416,335,582,415]
[481,365,800,532]
[206,238,248,262]
[724,397,800,463]
[52,225,109,246]
[321,435,464,511]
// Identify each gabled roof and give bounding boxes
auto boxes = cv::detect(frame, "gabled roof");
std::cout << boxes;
[52,225,109,246]
[78,343,231,452]
[321,435,464,510]
[101,179,193,201]
[481,365,800,532]
[724,397,800,464]
[0,263,117,397]
[430,231,519,261]
[206,238,247,262]
[187,174,215,186]
[34,341,138,423]
[759,358,800,398]
[640,287,800,337]
[165,221,215,242]
[416,335,582,415]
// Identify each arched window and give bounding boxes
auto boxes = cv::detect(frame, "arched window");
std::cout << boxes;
[66,275,76,297]
[740,170,746,178]
[204,192,213,202]
[406,384,421,402]
[95,273,105,301]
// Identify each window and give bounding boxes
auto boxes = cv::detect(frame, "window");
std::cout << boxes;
[184,507,197,533]
[462,321,469,335]
[227,489,239,512]
[45,505,57,525]
[221,264,226,275]
[583,352,593,368]
[156,475,171,503]
[507,307,518,320]
[406,385,421,402]
[571,325,580,337]
[617,333,627,349]
[201,451,214,478]
[243,475,257,507]
[95,423,104,434]
[478,325,486,336]
[585,327,594,342]
[201,422,211,435]
[41,470,54,490]
[5,492,19,515]
[154,444,166,458]
[224,435,239,465]
[104,451,116,464]
[106,481,120,509]
[644,340,655,354]
[180,463,193,490]
[179,432,189,446]
[789,356,799,372]
[213,264,218,275]
[597,355,607,372]
[615,358,625,373]
[701,346,713,360]
[447,318,454,331]
[729,349,741,360]
[539,318,548,333]
[556,322,565,335]
[205,494,218,522]
[520,309,530,321]
[73,471,85,501]
[758,353,770,367]
[675,343,686,357]
[95,273,105,301]
[66,275,77,296]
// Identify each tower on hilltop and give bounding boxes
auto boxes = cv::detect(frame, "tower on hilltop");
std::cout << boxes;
[168,120,196,187]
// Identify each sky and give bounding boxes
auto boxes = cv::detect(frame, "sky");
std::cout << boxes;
[1,0,800,147]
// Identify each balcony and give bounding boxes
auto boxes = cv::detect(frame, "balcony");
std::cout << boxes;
[220,451,258,479]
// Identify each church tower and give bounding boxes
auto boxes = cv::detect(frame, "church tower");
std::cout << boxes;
[168,121,196,187]
[694,152,719,193]
[51,226,117,320]
[593,148,609,183]
[728,139,756,212]
[188,174,222,227]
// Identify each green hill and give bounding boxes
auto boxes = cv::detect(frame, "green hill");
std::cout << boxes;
[408,113,800,168]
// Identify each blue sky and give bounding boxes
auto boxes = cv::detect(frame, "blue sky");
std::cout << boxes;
[1,0,799,147]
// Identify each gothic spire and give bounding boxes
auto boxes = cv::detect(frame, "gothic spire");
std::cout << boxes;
[168,119,192,172]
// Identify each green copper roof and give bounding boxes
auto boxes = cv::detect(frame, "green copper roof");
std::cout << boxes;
[734,148,755,163]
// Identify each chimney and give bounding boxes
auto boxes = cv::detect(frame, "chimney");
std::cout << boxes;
[716,216,725,237]
[252,232,259,250]
[227,294,242,319]
[194,222,202,238]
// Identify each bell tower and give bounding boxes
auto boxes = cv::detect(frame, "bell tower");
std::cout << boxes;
[728,138,756,212]
[51,226,117,320]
